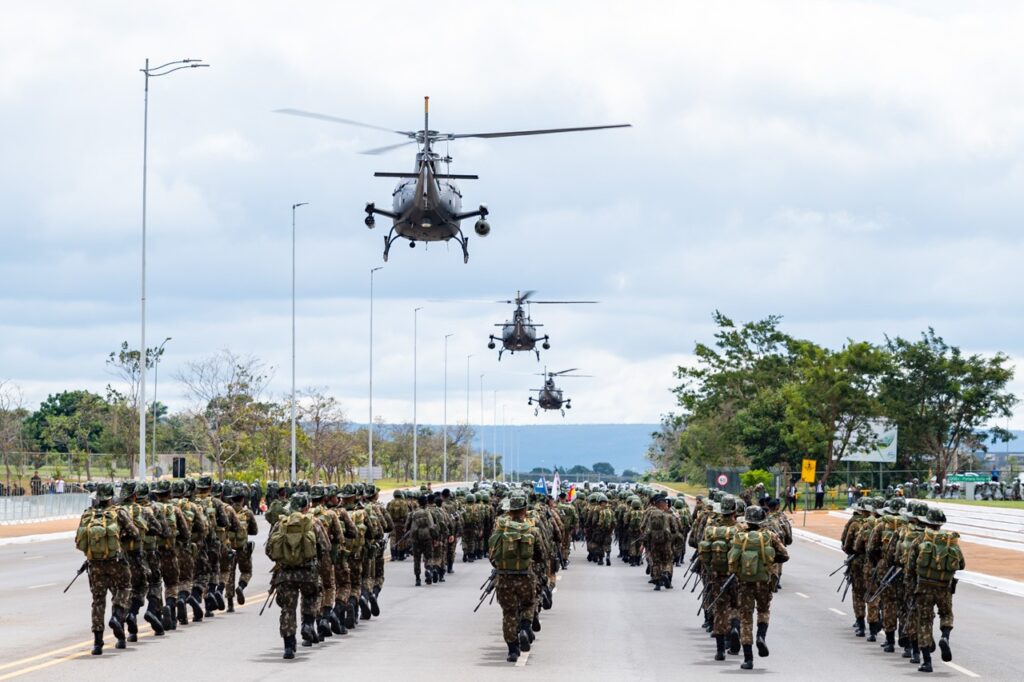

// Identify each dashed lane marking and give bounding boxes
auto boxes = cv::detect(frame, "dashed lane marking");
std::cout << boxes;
[828,608,846,616]
[944,662,980,678]
[795,592,809,599]
[515,651,531,667]
[27,583,56,590]
[22,556,43,560]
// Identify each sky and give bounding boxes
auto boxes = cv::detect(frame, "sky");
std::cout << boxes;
[2,1,1024,431]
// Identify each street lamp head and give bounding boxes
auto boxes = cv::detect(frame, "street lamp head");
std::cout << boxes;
[292,202,309,210]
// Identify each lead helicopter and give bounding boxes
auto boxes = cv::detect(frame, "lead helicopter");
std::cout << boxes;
[488,290,596,361]
[276,97,630,263]
[529,368,591,417]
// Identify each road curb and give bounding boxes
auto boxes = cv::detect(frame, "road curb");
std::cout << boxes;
[792,527,1024,599]
[0,530,76,547]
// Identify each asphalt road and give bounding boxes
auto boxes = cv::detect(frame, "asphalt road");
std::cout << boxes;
[1,525,1021,681]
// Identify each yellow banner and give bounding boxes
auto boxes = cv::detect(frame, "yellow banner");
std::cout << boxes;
[801,459,817,484]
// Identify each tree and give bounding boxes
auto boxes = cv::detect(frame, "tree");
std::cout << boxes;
[530,467,552,474]
[622,469,640,479]
[882,329,1016,486]
[0,381,28,489]
[567,464,592,475]
[105,341,166,478]
[592,462,616,476]
[34,391,107,482]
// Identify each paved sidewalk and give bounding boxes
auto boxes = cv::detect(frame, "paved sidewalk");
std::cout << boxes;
[0,517,78,539]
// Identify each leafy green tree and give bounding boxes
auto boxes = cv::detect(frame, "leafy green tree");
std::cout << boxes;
[740,468,773,488]
[592,462,616,476]
[622,469,640,479]
[881,329,1016,485]
[568,464,592,474]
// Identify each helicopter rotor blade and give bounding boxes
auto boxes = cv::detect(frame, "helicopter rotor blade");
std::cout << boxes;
[519,290,537,304]
[360,140,418,155]
[531,300,598,304]
[274,108,416,137]
[552,368,579,376]
[446,124,631,140]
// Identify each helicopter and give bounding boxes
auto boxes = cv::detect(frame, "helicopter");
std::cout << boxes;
[488,290,596,361]
[276,97,630,263]
[529,368,591,417]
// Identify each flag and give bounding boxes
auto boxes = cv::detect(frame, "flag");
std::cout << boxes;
[535,477,547,494]
[553,472,561,497]
[567,484,576,502]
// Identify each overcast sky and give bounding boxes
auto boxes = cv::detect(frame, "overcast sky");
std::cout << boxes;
[2,1,1023,429]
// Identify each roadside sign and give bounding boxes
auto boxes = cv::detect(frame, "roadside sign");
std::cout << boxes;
[716,473,728,486]
[801,459,816,484]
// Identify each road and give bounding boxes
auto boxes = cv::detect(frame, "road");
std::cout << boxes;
[1,524,1020,681]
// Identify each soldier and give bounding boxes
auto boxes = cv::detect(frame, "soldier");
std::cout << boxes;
[135,482,170,636]
[672,495,692,566]
[340,484,371,625]
[840,496,872,637]
[227,483,258,611]
[387,489,410,560]
[265,483,288,526]
[150,480,188,631]
[441,488,462,574]
[730,505,789,670]
[556,492,577,564]
[216,482,240,611]
[855,497,884,641]
[490,492,544,663]
[250,478,263,516]
[366,484,394,606]
[589,494,615,565]
[117,481,166,640]
[644,493,678,590]
[408,493,437,586]
[309,485,344,637]
[75,482,138,655]
[427,493,453,583]
[325,484,358,630]
[266,493,328,659]
[462,493,480,562]
[867,496,907,653]
[170,480,207,624]
[907,506,965,673]
[700,494,740,660]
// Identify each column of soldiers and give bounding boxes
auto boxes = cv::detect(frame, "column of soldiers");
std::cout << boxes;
[839,495,965,674]
[73,478,259,655]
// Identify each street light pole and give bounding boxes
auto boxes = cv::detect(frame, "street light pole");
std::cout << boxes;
[138,57,208,481]
[493,390,498,480]
[465,354,472,481]
[290,202,308,483]
[151,337,171,465]
[443,333,454,483]
[368,266,382,484]
[479,373,485,481]
[413,307,423,484]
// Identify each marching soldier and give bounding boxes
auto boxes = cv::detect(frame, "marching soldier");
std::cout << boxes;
[730,505,788,670]
[227,483,258,611]
[408,493,437,585]
[150,480,189,631]
[490,492,544,663]
[700,494,740,661]
[309,485,344,637]
[387,489,410,560]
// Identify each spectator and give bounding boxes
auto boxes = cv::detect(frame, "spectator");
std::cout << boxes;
[47,478,56,493]
[847,484,856,507]
[784,483,798,513]
[814,478,825,510]
[991,468,1000,482]
[55,476,65,494]
[30,471,42,496]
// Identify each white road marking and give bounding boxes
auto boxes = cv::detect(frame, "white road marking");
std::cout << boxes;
[828,608,846,616]
[22,556,43,561]
[795,592,809,599]
[515,651,531,667]
[28,583,56,590]
[944,662,980,678]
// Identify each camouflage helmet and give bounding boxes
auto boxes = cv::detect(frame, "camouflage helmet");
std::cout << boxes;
[466,493,476,503]
[289,493,310,512]
[95,483,114,501]
[744,505,766,526]
[184,478,196,495]
[121,481,137,498]
[735,498,747,514]
[921,507,946,527]
[136,482,150,498]
[230,483,247,499]
[673,498,686,510]
[508,494,528,511]
[480,492,491,503]
[630,498,642,509]
[196,475,213,489]
[393,489,404,499]
[719,495,737,516]
[213,482,224,495]
[171,481,186,497]
[310,485,326,500]
[153,479,172,495]
[340,484,358,498]
[354,482,366,496]
[883,497,907,515]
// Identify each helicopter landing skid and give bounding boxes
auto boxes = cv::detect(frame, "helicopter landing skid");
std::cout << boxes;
[381,227,470,263]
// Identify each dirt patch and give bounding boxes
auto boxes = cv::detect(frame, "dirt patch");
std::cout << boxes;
[789,510,1024,583]
[0,518,78,538]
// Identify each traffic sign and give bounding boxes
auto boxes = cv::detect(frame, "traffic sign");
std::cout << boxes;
[716,473,729,486]
[801,459,816,484]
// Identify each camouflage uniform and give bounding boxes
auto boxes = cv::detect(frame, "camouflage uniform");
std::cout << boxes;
[906,508,964,671]
[227,488,258,606]
[408,499,436,582]
[386,491,409,560]
[840,504,869,632]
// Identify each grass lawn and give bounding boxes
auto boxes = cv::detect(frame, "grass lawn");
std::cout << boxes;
[931,498,1024,510]
[655,482,706,496]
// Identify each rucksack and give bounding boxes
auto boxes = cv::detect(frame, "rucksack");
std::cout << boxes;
[898,527,922,566]
[647,510,668,544]
[699,525,735,574]
[268,512,317,567]
[878,516,900,552]
[491,518,535,572]
[728,530,775,583]
[347,508,367,553]
[158,502,178,549]
[916,529,963,584]
[76,507,121,560]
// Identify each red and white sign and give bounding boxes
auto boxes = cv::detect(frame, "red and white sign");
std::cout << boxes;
[716,474,729,486]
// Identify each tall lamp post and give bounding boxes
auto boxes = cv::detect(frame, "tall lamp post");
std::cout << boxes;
[479,373,486,481]
[368,266,383,483]
[138,57,209,481]
[493,391,498,480]
[413,307,423,484]
[442,333,454,483]
[290,202,308,483]
[151,337,171,464]
[465,354,473,481]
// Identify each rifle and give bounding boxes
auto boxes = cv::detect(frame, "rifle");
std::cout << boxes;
[474,569,498,613]
[699,574,734,615]
[867,566,902,603]
[259,586,277,616]
[682,551,699,578]
[829,554,856,577]
[64,561,89,593]
[841,573,852,602]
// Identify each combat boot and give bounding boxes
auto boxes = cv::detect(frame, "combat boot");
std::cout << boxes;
[162,604,175,631]
[447,558,454,574]
[110,606,127,649]
[605,553,611,566]
[507,641,520,663]
[854,617,865,637]
[518,621,532,652]
[755,622,769,657]
[438,568,446,583]
[740,644,754,670]
[882,631,895,653]
[662,572,673,589]
[369,589,381,616]
[918,647,933,673]
[300,615,317,647]
[144,597,165,635]
[91,630,104,656]
[425,569,433,585]
[939,626,952,662]
[318,607,333,638]
[283,635,296,659]
[226,595,234,613]
[653,576,662,591]
[346,596,358,628]
[359,589,372,619]
[329,602,345,635]
[176,593,189,625]
[125,601,139,642]
[910,642,921,664]
[728,618,741,655]
[188,587,204,621]
[235,579,247,605]
[213,583,227,610]
[867,621,880,642]
[415,575,422,586]
[204,590,217,617]
[532,612,542,632]
[714,635,726,661]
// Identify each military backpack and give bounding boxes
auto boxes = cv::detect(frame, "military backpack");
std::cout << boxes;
[490,517,535,572]
[699,525,735,574]
[647,509,669,544]
[76,507,121,560]
[916,529,963,584]
[728,530,775,583]
[268,511,318,567]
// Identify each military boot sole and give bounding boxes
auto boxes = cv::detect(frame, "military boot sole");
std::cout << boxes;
[756,637,769,657]
[939,639,952,662]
